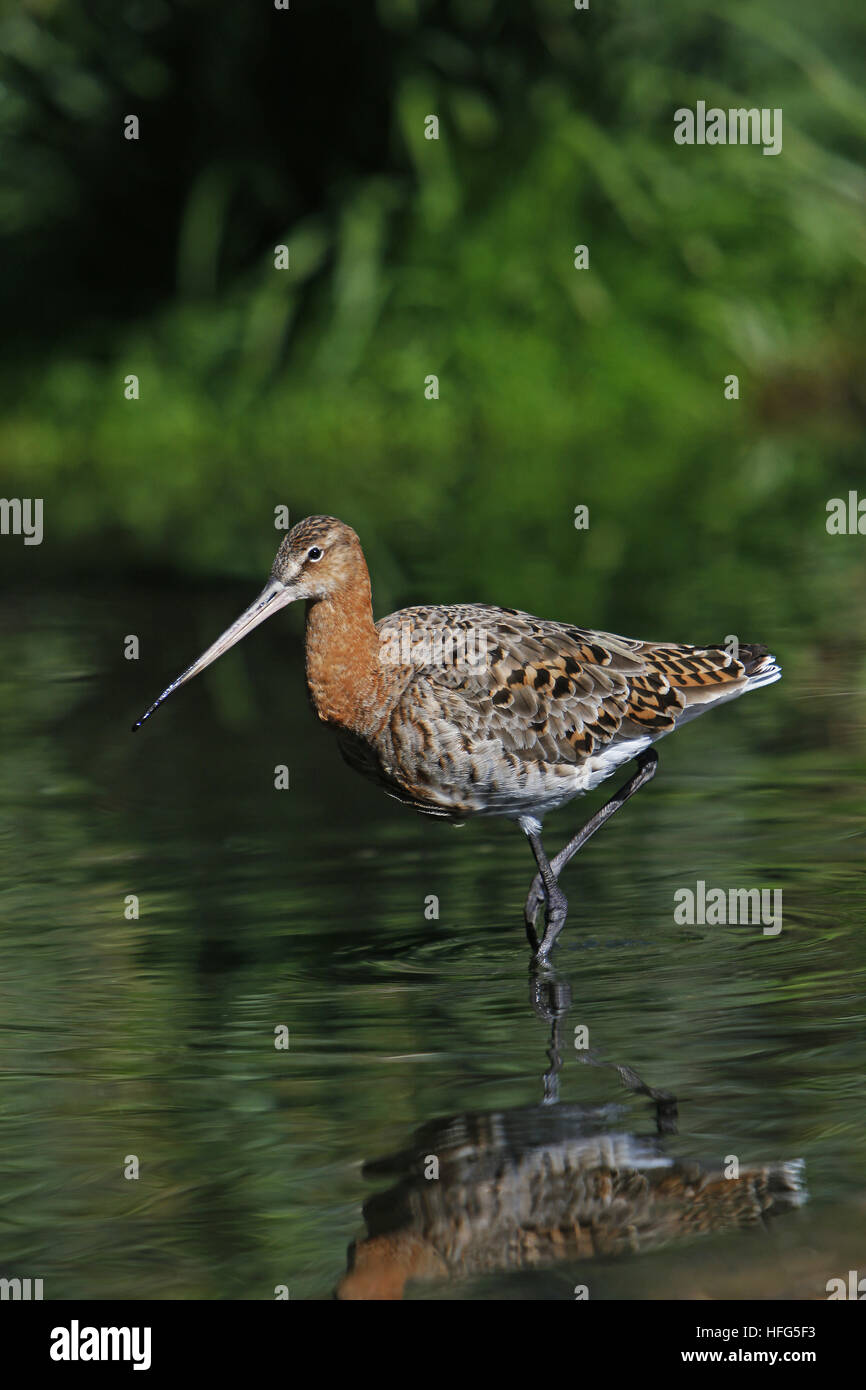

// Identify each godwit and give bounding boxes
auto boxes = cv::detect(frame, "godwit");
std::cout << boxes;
[133,516,781,962]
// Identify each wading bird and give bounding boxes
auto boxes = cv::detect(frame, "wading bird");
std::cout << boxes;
[134,516,780,963]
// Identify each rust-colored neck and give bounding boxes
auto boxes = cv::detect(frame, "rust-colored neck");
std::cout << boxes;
[336,1235,447,1300]
[303,553,383,735]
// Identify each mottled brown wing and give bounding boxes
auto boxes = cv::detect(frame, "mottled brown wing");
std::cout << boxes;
[377,604,775,768]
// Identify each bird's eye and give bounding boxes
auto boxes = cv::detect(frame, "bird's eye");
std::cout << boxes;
[307,546,323,562]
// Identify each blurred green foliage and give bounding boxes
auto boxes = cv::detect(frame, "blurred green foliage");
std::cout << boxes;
[1,0,865,648]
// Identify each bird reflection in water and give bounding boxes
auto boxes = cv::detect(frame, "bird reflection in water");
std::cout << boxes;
[336,974,806,1299]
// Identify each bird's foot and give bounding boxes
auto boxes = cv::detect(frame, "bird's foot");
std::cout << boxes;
[530,946,555,971]
[531,884,569,965]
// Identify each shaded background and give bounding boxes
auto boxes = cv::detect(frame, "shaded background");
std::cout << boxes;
[1,0,865,640]
[1,0,865,1301]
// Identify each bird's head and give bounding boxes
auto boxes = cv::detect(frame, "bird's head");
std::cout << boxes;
[269,515,364,601]
[132,515,362,729]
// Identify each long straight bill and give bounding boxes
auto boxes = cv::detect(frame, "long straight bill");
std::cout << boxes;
[132,578,293,730]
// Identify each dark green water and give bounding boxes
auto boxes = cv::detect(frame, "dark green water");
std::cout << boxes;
[2,583,864,1300]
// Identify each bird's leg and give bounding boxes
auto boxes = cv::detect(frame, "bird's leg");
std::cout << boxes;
[523,749,659,937]
[523,826,569,964]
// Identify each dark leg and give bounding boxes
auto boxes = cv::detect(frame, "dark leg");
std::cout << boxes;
[523,749,659,939]
[523,826,569,963]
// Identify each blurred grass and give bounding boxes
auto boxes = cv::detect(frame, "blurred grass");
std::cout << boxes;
[1,0,865,647]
